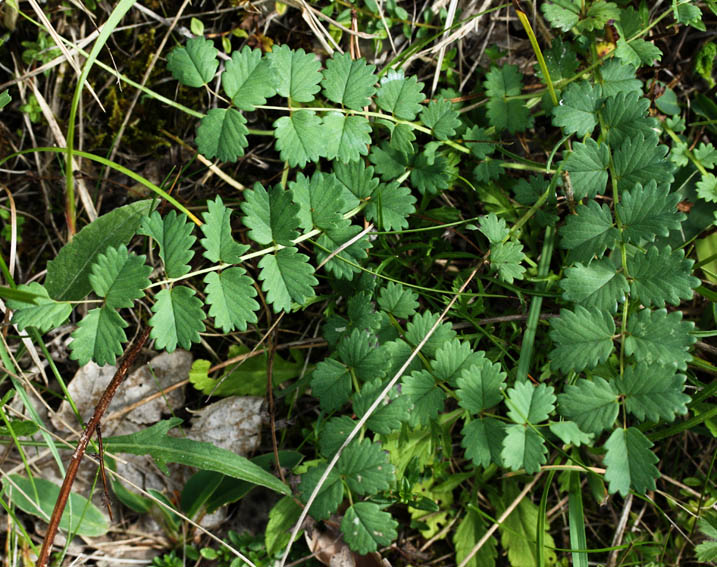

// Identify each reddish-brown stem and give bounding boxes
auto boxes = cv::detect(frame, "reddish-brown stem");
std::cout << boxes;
[37,327,150,567]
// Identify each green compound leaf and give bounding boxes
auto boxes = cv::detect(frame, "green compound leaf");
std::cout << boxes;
[615,38,662,68]
[598,59,642,97]
[502,425,547,474]
[558,377,619,434]
[139,210,196,279]
[370,142,409,181]
[196,108,249,163]
[323,112,372,164]
[364,182,416,231]
[421,98,461,140]
[433,340,486,386]
[479,213,509,244]
[377,282,418,319]
[167,37,218,88]
[552,81,601,137]
[316,223,372,280]
[697,173,717,202]
[338,438,395,495]
[617,181,684,244]
[454,507,497,567]
[489,241,526,284]
[375,71,425,120]
[549,306,616,373]
[560,257,628,314]
[357,382,411,435]
[337,329,386,382]
[273,110,325,167]
[694,142,717,168]
[627,246,699,307]
[297,464,344,520]
[46,200,155,301]
[484,64,532,133]
[411,151,458,195]
[505,382,556,424]
[290,172,345,232]
[456,359,506,414]
[601,92,657,146]
[560,200,618,264]
[321,52,377,110]
[89,244,151,309]
[258,248,317,313]
[562,138,610,199]
[200,196,249,264]
[542,0,579,31]
[403,370,445,426]
[615,364,690,423]
[549,421,593,447]
[461,417,506,468]
[613,135,674,192]
[149,286,205,352]
[625,308,695,370]
[341,502,398,555]
[221,46,276,111]
[334,160,379,207]
[696,517,717,562]
[204,268,259,333]
[405,311,457,359]
[484,63,523,97]
[268,45,322,102]
[8,282,72,333]
[311,358,352,412]
[603,427,659,496]
[241,182,299,246]
[464,125,496,159]
[319,416,356,458]
[70,306,128,366]
[390,123,415,155]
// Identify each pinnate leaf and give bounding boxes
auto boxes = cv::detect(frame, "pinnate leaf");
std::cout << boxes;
[502,425,547,474]
[549,306,615,372]
[341,502,398,554]
[456,360,506,414]
[479,213,509,244]
[298,464,343,520]
[338,439,394,495]
[337,329,385,382]
[603,427,659,496]
[558,377,619,434]
[562,139,610,199]
[258,248,317,313]
[615,364,690,423]
[9,282,72,333]
[625,308,695,370]
[204,268,259,332]
[376,71,425,120]
[432,340,485,386]
[273,111,325,167]
[560,257,628,313]
[697,173,717,202]
[364,182,416,231]
[489,241,526,284]
[421,98,461,140]
[615,38,662,67]
[139,210,196,279]
[319,416,356,458]
[241,183,299,246]
[196,108,249,163]
[353,379,410,434]
[167,37,218,87]
[505,382,556,424]
[617,181,684,244]
[410,151,458,195]
[315,222,372,280]
[627,246,699,307]
[70,306,127,366]
[222,46,276,110]
[461,417,505,468]
[402,370,445,426]
[89,245,150,309]
[377,282,419,319]
[598,60,642,97]
[552,81,601,137]
[311,358,352,412]
[613,135,673,192]
[601,92,657,146]
[560,200,618,263]
[549,421,593,447]
[323,113,372,164]
[405,311,457,358]
[149,287,205,352]
[321,53,376,110]
[268,45,321,102]
[290,172,345,232]
[200,196,248,264]
[334,160,379,206]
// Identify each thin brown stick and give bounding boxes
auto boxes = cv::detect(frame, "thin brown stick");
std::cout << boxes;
[96,423,113,522]
[37,327,150,567]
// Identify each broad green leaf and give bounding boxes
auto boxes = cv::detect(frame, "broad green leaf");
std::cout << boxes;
[696,517,717,562]
[559,200,618,263]
[625,308,695,370]
[490,241,526,284]
[617,181,684,244]
[627,246,699,307]
[461,417,505,468]
[149,286,205,352]
[375,71,425,120]
[204,268,259,332]
[315,222,372,280]
[0,90,10,110]
[196,108,249,163]
[323,112,372,163]
[46,200,154,300]
[694,142,717,168]
[603,427,659,496]
[333,160,379,207]
[579,0,619,31]
[390,123,415,154]
[258,248,317,313]
[353,378,410,434]
[505,382,556,424]
[402,370,445,426]
[562,139,610,199]
[499,491,557,567]
[273,110,325,167]
[311,358,352,412]
[558,377,619,434]
[268,45,322,102]
[222,46,276,110]
[370,142,409,180]
[319,416,356,458]
[364,182,416,231]
[200,196,248,264]
[298,463,344,520]
[542,0,579,31]
[167,37,218,87]
[549,306,616,372]
[601,92,657,146]
[89,244,151,309]
[560,257,628,313]
[433,339,486,386]
[484,63,523,97]
[549,421,593,447]
[539,38,579,83]
[405,310,457,359]
[338,438,395,495]
[290,171,345,232]
[2,474,108,536]
[486,96,532,134]
[241,182,300,246]
[502,425,547,474]
[456,359,506,414]
[697,173,717,203]
[265,496,302,556]
[615,38,662,67]
[598,60,642,97]
[341,502,398,554]
[454,508,497,567]
[616,364,690,423]
[321,52,377,110]
[69,306,127,366]
[421,98,461,140]
[378,282,419,319]
[337,328,386,382]
[102,418,289,495]
[552,81,601,137]
[613,135,674,192]
[139,210,196,279]
[464,125,496,159]
[410,151,458,195]
[8,282,72,333]
[479,213,509,244]
[180,470,223,517]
